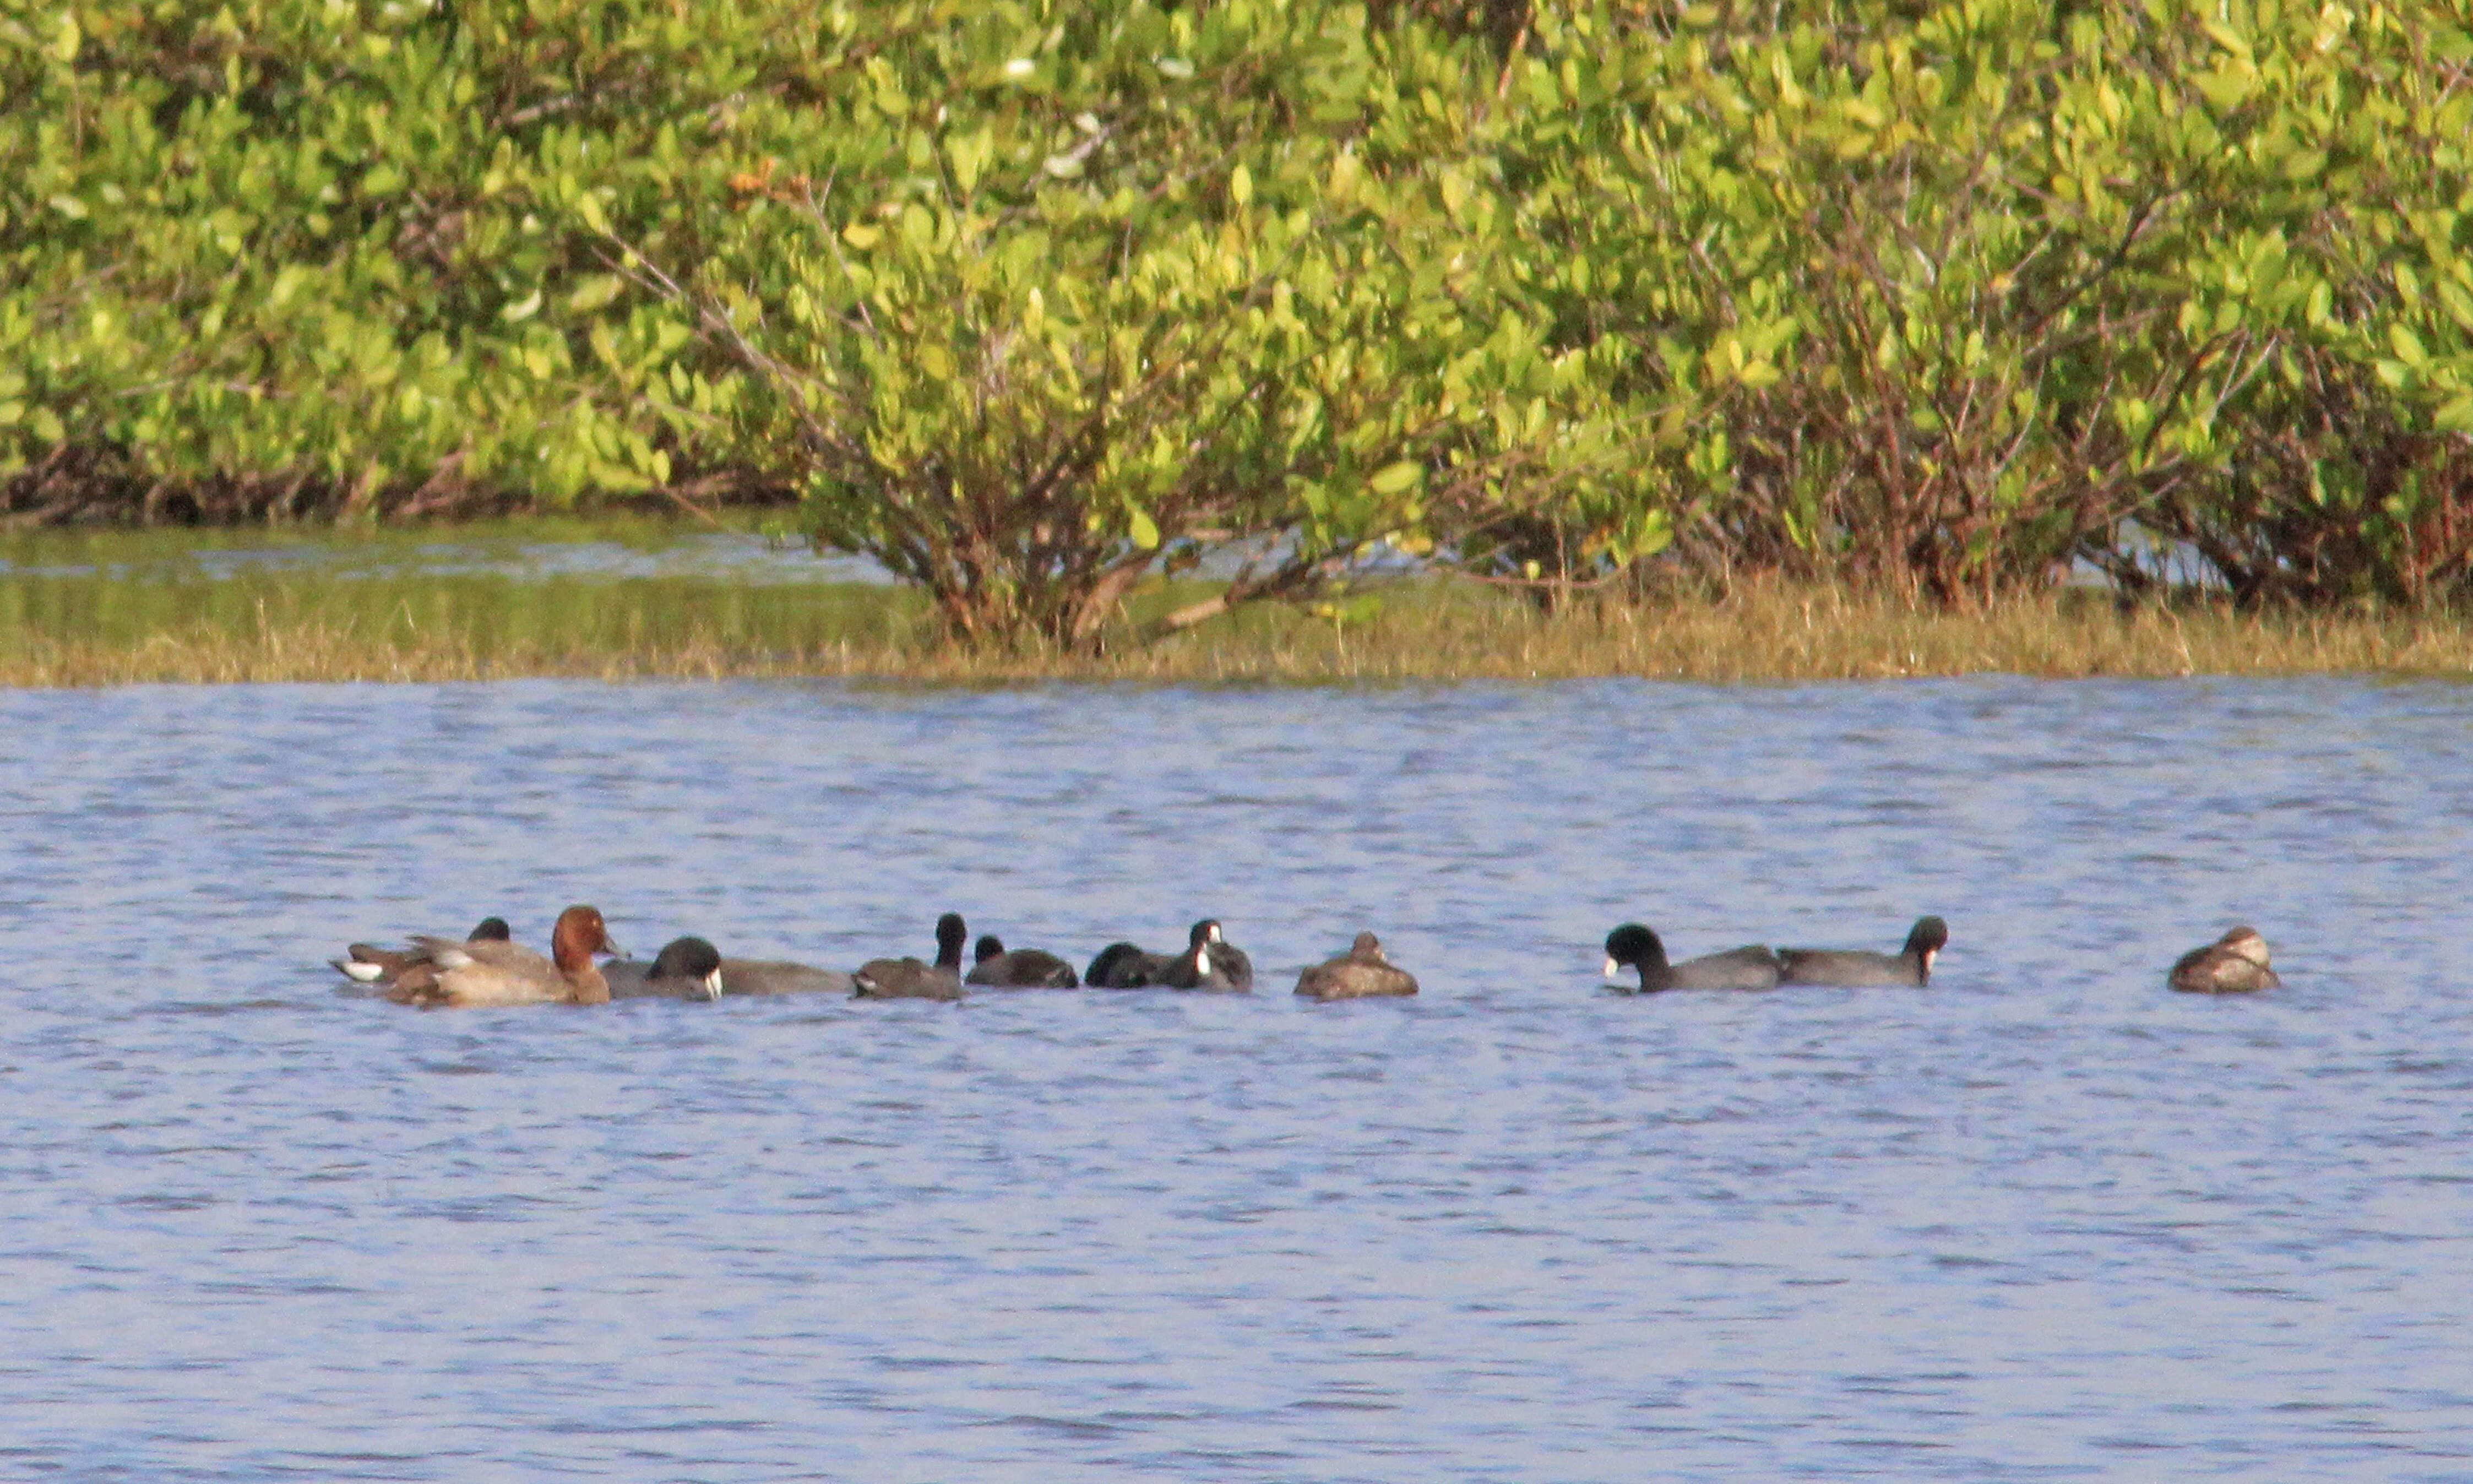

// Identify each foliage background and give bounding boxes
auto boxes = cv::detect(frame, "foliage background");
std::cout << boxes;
[4,0,2469,639]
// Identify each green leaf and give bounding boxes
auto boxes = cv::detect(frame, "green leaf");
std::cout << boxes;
[1368,461,1421,494]
[567,275,623,312]
[1128,508,1160,549]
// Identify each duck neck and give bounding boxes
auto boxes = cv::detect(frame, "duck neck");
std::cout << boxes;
[566,962,611,1005]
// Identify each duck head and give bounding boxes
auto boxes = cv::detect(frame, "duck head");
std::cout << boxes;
[550,905,622,972]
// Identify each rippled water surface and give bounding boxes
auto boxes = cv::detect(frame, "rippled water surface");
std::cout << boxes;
[4,677,2471,1480]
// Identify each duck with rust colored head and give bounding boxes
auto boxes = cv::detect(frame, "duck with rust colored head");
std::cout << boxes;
[386,905,623,1008]
[333,915,513,997]
[2169,926,2281,993]
[1602,924,1780,992]
[1296,932,1418,1001]
[966,935,1079,988]
[853,912,969,1001]
[1778,916,1948,988]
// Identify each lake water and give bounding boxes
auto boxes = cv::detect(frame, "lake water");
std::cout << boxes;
[3,677,2470,1480]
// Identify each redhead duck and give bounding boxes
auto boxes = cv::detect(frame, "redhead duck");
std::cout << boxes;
[2169,926,2281,993]
[1164,919,1253,991]
[386,905,622,1008]
[966,935,1080,988]
[1779,916,1948,987]
[1602,924,1780,992]
[334,916,512,995]
[1296,931,1418,1000]
[605,937,726,1001]
[853,912,968,1000]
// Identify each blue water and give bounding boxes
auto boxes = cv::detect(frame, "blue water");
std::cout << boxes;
[3,677,2470,1480]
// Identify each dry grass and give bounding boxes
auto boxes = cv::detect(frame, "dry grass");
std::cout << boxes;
[5,567,2471,687]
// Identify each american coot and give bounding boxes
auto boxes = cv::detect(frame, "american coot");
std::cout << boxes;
[1296,931,1418,1000]
[2169,927,2281,993]
[1085,940,1178,989]
[333,915,510,991]
[1164,919,1254,991]
[968,934,1080,988]
[854,912,969,1001]
[720,957,856,996]
[605,936,726,1001]
[1602,924,1781,992]
[386,905,622,1008]
[1778,915,1948,987]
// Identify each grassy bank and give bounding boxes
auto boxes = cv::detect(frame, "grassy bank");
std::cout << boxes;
[6,558,2470,687]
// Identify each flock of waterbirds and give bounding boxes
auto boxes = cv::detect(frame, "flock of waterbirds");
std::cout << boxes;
[331,909,2284,1007]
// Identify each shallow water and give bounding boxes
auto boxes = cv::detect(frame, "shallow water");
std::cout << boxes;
[3,677,2470,1480]
[0,522,883,584]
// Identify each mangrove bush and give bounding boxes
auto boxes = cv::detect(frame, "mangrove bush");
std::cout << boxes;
[2,0,2469,639]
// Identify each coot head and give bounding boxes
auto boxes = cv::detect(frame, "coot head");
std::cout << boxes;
[1905,915,1950,970]
[470,917,512,942]
[935,912,968,967]
[1602,923,1668,978]
[975,934,1006,964]
[649,936,725,999]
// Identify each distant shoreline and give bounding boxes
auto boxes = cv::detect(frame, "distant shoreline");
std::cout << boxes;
[6,548,2467,688]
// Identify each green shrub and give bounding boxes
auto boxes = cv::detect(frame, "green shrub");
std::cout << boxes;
[3,0,2469,638]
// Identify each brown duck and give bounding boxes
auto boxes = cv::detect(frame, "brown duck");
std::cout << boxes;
[2169,927,2281,993]
[382,905,622,1008]
[1295,931,1418,1001]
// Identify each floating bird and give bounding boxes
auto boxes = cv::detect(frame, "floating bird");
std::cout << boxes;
[604,936,726,1001]
[853,912,969,1001]
[1779,916,1948,987]
[966,934,1080,988]
[1164,919,1253,991]
[383,905,622,1008]
[2168,926,2281,993]
[333,916,510,995]
[1602,923,1780,992]
[1296,931,1418,1000]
